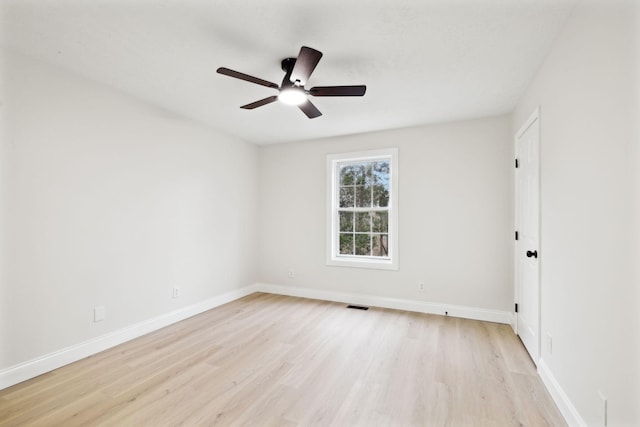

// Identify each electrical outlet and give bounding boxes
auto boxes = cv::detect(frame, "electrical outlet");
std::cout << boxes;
[172,287,181,298]
[418,282,425,291]
[288,268,295,278]
[94,306,105,322]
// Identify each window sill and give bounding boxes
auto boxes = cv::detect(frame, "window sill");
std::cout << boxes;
[326,256,398,271]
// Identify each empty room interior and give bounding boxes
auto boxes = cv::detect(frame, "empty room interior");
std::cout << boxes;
[0,0,639,426]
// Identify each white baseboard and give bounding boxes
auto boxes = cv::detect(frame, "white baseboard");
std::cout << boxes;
[253,283,513,325]
[0,283,513,391]
[0,285,258,391]
[538,359,587,427]
[2,282,582,427]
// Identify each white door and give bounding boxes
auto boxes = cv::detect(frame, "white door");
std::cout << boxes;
[515,109,540,364]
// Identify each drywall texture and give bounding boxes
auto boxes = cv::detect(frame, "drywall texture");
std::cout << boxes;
[258,116,513,311]
[0,50,259,370]
[513,1,640,425]
[0,50,7,363]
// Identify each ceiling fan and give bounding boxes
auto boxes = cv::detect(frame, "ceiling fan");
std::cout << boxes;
[217,46,366,119]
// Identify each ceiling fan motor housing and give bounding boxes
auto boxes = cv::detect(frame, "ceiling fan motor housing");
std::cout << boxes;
[281,58,296,73]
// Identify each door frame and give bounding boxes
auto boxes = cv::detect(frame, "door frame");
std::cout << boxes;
[514,107,541,362]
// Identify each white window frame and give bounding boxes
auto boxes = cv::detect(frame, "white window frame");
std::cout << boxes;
[326,148,398,270]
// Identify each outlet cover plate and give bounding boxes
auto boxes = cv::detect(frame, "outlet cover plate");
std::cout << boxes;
[94,306,105,322]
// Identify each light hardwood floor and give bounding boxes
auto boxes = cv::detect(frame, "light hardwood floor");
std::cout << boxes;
[0,293,566,426]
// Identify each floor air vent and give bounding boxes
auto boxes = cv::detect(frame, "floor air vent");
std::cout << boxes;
[346,305,369,310]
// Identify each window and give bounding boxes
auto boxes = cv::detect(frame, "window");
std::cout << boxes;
[327,148,398,270]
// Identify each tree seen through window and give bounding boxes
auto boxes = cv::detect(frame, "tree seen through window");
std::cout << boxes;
[338,160,390,257]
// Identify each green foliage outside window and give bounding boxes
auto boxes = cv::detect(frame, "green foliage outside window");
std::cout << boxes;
[338,160,390,257]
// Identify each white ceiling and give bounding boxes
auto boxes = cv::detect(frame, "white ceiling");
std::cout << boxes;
[0,0,577,145]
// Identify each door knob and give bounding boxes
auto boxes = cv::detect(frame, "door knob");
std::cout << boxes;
[526,250,538,258]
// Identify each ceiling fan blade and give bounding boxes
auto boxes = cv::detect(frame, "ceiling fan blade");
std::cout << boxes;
[309,85,367,97]
[240,96,279,109]
[217,67,279,89]
[290,46,323,86]
[298,99,322,119]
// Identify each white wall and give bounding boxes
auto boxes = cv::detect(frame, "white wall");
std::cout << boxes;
[513,1,640,425]
[258,116,513,312]
[635,6,640,421]
[0,50,259,370]
[0,48,8,366]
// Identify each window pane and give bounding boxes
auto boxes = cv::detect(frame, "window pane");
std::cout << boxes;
[372,161,390,185]
[339,233,354,255]
[355,163,369,185]
[372,234,389,256]
[355,212,371,232]
[355,234,371,256]
[371,211,388,233]
[339,187,355,208]
[356,185,372,207]
[372,184,389,207]
[339,211,354,232]
[340,165,358,186]
[363,163,373,185]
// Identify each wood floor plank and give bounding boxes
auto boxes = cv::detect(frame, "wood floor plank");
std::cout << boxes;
[0,293,566,426]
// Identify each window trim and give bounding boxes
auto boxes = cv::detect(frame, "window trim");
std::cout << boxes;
[326,148,398,270]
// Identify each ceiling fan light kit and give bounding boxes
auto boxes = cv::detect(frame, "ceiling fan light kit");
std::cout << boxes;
[278,87,306,106]
[217,46,366,119]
